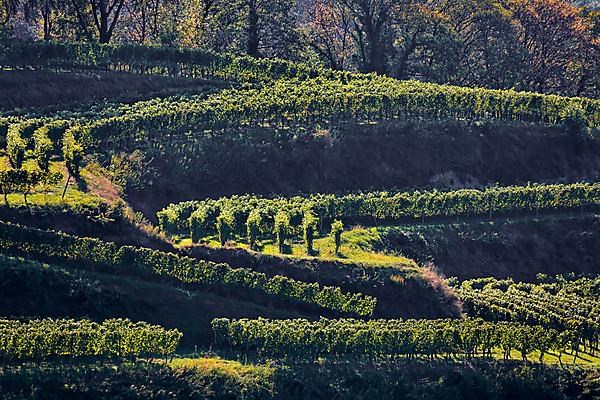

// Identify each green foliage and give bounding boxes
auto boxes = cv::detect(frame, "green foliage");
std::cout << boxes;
[159,182,600,240]
[455,276,600,356]
[216,209,235,246]
[0,40,343,84]
[302,211,319,254]
[108,150,148,192]
[39,120,70,148]
[0,221,376,316]
[44,75,600,165]
[274,210,290,253]
[158,207,184,238]
[0,318,181,361]
[212,317,566,361]
[331,220,344,255]
[190,206,213,243]
[0,169,61,206]
[62,126,87,178]
[168,358,276,400]
[6,123,28,169]
[33,120,70,172]
[33,125,54,172]
[6,40,597,175]
[246,209,262,250]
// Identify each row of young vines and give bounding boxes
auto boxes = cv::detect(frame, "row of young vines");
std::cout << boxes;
[0,221,376,316]
[0,318,181,361]
[453,276,599,356]
[157,182,600,244]
[57,76,600,162]
[0,40,349,84]
[212,317,575,363]
[1,51,597,183]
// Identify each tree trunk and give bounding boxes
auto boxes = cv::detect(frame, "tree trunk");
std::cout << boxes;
[62,174,71,200]
[247,0,259,57]
[99,7,111,43]
[43,1,52,41]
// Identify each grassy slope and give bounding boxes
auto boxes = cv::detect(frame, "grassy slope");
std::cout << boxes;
[178,226,418,269]
[0,157,103,209]
[1,359,598,400]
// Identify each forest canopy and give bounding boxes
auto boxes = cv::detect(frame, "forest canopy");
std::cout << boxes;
[1,0,599,98]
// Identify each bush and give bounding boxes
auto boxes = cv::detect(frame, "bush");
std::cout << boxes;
[246,209,262,250]
[33,125,54,172]
[274,211,290,253]
[302,211,319,254]
[331,220,343,255]
[6,124,28,169]
[216,210,235,246]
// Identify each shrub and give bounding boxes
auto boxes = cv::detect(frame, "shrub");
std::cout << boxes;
[274,211,290,253]
[302,211,319,254]
[33,125,54,172]
[6,124,27,169]
[216,209,235,246]
[331,220,343,255]
[246,209,262,250]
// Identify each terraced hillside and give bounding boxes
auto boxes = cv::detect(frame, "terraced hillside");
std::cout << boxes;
[0,38,598,400]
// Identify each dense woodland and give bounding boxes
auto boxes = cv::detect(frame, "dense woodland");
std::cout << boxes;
[1,0,599,97]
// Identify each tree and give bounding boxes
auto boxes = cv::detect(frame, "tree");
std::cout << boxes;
[246,209,261,250]
[507,0,591,94]
[302,210,318,254]
[120,0,163,44]
[216,209,234,246]
[0,169,16,205]
[190,206,210,243]
[33,126,53,172]
[300,0,354,70]
[62,127,84,179]
[39,170,62,203]
[0,169,51,206]
[389,1,458,81]
[71,0,126,43]
[340,0,394,74]
[434,0,518,88]
[274,210,290,253]
[199,0,298,57]
[6,124,26,169]
[330,219,343,255]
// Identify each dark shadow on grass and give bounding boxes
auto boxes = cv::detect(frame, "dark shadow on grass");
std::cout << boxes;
[306,249,320,257]
[279,244,292,255]
[76,176,88,192]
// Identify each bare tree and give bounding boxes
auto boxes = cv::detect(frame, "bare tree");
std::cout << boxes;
[71,0,126,43]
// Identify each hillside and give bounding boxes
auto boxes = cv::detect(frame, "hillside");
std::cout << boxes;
[0,31,598,400]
